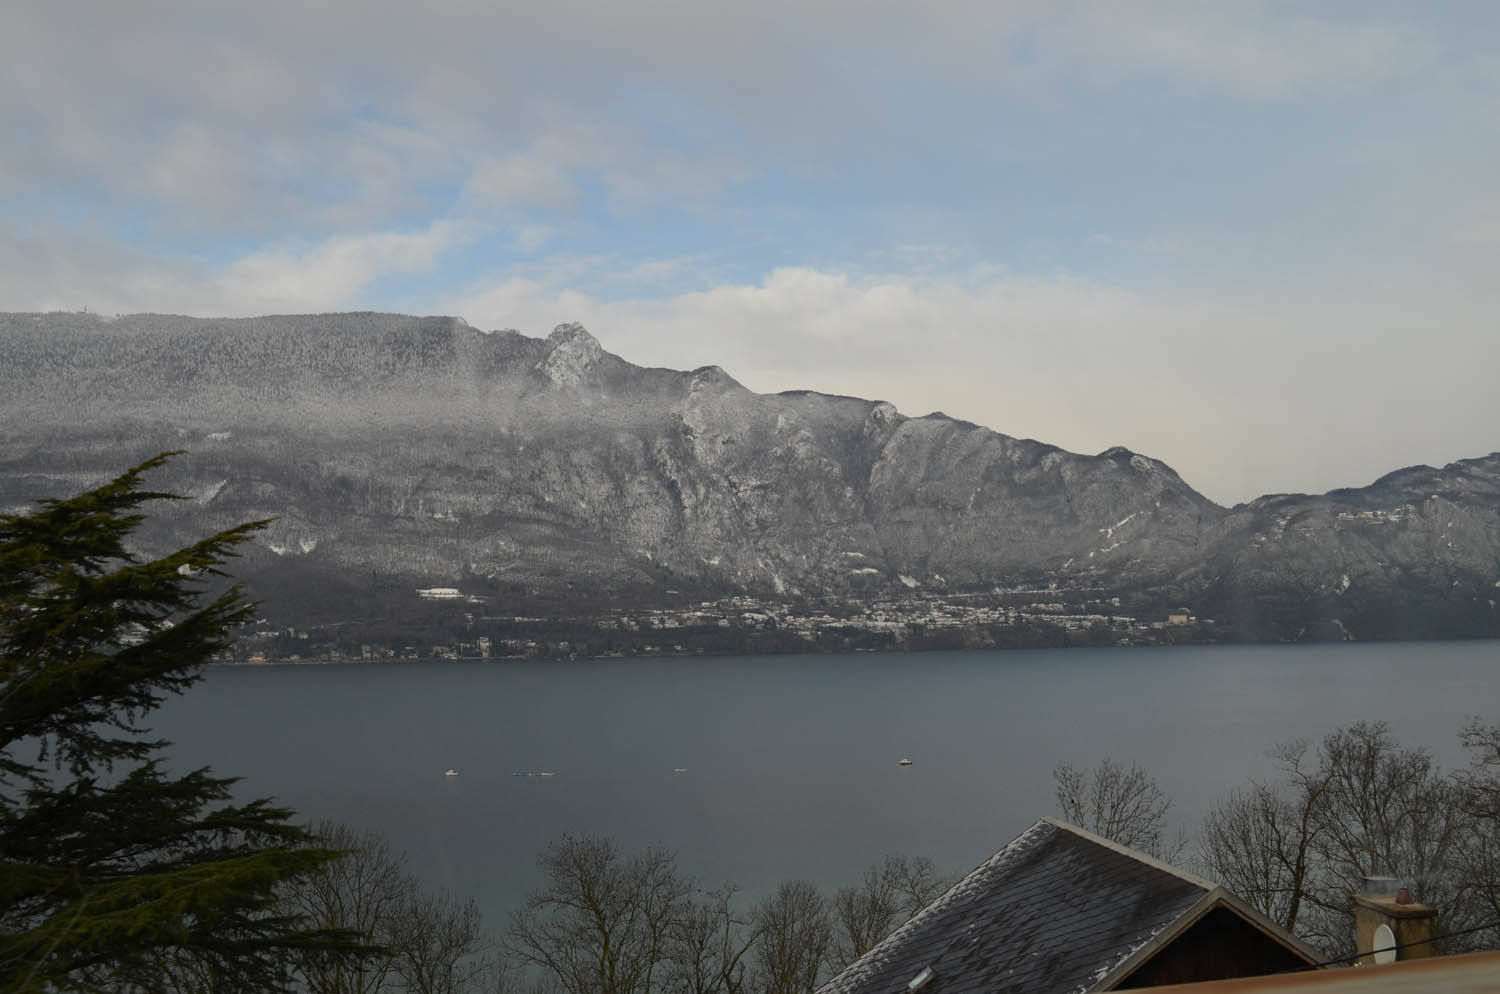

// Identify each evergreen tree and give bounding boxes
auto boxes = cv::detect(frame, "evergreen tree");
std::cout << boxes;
[0,454,367,992]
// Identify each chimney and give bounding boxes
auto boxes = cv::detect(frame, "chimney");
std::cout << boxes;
[1352,876,1437,965]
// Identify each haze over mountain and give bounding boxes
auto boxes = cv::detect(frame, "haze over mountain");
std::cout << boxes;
[3,311,1497,649]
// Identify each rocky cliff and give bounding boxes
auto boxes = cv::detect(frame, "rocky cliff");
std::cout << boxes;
[2,311,1496,647]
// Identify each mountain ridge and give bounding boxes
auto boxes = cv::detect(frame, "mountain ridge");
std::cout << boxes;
[3,310,1497,655]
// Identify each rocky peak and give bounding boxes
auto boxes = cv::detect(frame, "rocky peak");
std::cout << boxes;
[546,322,598,347]
[864,401,901,436]
[536,323,604,386]
[687,365,742,393]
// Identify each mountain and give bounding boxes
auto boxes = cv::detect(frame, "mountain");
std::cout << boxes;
[2,311,1497,657]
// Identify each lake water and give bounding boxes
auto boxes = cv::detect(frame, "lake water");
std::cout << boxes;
[154,641,1498,935]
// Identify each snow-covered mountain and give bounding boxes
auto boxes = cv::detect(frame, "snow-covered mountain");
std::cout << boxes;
[3,311,1497,646]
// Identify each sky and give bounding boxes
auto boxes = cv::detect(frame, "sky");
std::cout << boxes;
[3,1,1498,505]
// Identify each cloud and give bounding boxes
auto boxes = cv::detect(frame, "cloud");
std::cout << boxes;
[460,125,755,222]
[218,221,476,311]
[603,153,756,214]
[464,156,578,213]
[0,1,1438,239]
[0,219,475,317]
[1052,5,1410,98]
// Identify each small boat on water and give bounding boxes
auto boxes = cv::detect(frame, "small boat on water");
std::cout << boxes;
[898,758,913,766]
[444,769,459,776]
[673,768,688,773]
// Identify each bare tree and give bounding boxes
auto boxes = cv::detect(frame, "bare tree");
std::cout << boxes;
[286,822,412,994]
[283,822,497,994]
[1199,742,1326,933]
[507,835,692,994]
[1459,718,1500,820]
[389,890,489,994]
[829,855,949,970]
[829,866,896,972]
[1199,722,1486,958]
[1310,724,1470,933]
[1053,759,1185,861]
[749,881,831,994]
[1454,719,1500,944]
[480,956,558,994]
[668,884,759,994]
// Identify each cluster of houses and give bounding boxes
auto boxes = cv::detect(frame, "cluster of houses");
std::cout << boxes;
[227,587,1215,662]
[510,590,1207,652]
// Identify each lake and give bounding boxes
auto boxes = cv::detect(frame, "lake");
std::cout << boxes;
[154,640,1498,935]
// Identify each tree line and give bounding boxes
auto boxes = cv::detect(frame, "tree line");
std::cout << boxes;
[4,457,1500,992]
[278,828,953,994]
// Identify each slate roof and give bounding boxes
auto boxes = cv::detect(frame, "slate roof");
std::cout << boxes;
[817,818,1314,994]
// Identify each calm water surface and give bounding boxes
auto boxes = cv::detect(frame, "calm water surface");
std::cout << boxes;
[154,641,1498,931]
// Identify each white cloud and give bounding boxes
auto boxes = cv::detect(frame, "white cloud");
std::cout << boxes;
[0,219,475,317]
[217,221,475,311]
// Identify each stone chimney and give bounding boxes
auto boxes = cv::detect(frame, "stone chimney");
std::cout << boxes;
[1352,875,1437,966]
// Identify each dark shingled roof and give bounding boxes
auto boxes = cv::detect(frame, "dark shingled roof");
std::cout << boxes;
[817,818,1309,994]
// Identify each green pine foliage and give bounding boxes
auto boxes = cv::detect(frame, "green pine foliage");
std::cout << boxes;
[0,453,369,993]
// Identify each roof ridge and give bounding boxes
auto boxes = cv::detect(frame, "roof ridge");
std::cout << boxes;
[1038,819,1322,968]
[815,819,1057,994]
[1041,816,1219,891]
